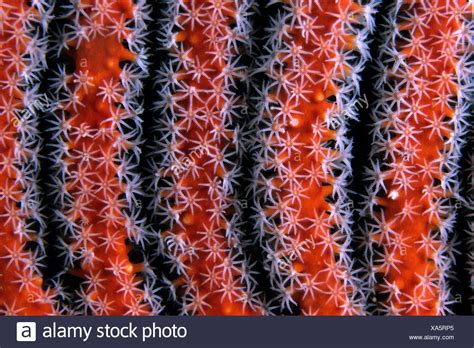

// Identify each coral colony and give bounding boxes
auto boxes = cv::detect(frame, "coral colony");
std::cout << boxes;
[48,0,161,315]
[248,0,375,315]
[361,0,472,315]
[148,0,263,315]
[0,0,472,316]
[0,0,55,315]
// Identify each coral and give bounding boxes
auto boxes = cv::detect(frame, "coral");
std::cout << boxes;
[0,0,56,315]
[248,0,375,315]
[147,0,263,315]
[49,0,161,315]
[0,0,472,317]
[361,0,472,315]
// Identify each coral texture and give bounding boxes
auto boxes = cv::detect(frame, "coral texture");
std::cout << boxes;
[148,0,263,315]
[249,0,375,315]
[0,0,56,315]
[0,0,471,317]
[49,0,160,315]
[362,0,471,315]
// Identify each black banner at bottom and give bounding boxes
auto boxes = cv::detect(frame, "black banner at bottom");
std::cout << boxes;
[2,316,473,348]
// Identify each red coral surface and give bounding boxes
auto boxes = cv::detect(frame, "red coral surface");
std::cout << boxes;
[0,0,55,315]
[255,0,368,315]
[57,0,149,315]
[370,0,470,315]
[157,0,262,315]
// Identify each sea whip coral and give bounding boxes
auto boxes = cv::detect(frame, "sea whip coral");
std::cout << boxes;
[0,0,472,318]
[0,0,56,315]
[49,0,161,315]
[148,0,263,315]
[249,0,375,315]
[361,0,471,315]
